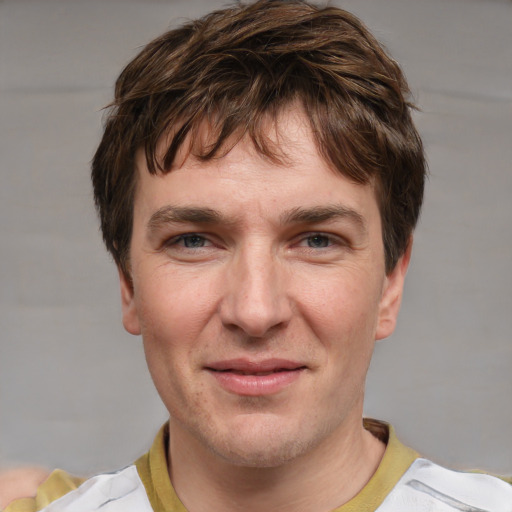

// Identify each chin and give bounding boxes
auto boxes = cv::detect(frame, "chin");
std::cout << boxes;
[200,414,323,468]
[215,437,310,468]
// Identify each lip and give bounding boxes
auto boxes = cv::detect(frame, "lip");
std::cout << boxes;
[205,358,307,396]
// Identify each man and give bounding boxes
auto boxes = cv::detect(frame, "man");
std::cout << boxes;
[4,1,511,510]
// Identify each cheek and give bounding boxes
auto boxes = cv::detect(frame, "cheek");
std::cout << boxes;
[136,273,211,405]
[296,268,382,342]
[135,268,219,341]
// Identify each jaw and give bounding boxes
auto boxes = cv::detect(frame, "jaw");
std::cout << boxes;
[167,376,367,469]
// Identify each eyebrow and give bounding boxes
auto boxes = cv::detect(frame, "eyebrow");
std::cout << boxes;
[148,206,228,231]
[147,204,366,232]
[280,205,366,231]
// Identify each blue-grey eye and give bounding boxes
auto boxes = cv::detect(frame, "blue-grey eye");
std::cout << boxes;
[307,235,330,248]
[181,235,207,248]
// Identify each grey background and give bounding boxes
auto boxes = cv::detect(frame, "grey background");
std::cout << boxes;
[1,0,511,476]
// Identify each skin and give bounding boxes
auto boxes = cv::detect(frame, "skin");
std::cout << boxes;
[0,467,49,508]
[120,107,410,511]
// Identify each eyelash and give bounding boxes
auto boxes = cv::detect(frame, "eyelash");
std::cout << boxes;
[296,233,340,249]
[165,232,345,252]
[166,233,212,249]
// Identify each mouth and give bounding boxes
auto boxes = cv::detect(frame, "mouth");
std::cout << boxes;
[217,368,302,376]
[205,359,307,396]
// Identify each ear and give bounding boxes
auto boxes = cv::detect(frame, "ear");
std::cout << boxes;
[118,267,141,335]
[375,238,412,341]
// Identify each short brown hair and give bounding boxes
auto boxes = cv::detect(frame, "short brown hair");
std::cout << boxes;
[92,0,426,276]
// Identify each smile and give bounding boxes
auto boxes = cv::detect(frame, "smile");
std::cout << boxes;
[224,369,297,376]
[205,359,307,396]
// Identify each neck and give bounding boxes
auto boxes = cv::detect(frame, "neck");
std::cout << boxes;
[167,417,385,512]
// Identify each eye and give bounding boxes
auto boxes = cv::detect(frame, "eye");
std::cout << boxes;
[167,233,212,249]
[305,234,331,249]
[296,233,338,249]
[290,232,350,262]
[160,232,223,263]
[179,234,208,248]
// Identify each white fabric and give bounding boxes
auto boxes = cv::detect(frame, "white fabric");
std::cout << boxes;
[39,465,153,512]
[378,458,512,512]
[37,458,511,511]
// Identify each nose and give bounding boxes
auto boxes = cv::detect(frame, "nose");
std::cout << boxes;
[219,245,292,338]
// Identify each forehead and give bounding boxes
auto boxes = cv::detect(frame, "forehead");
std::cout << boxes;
[156,103,314,172]
[133,107,380,228]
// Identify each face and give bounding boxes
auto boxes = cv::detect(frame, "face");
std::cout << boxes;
[120,108,409,468]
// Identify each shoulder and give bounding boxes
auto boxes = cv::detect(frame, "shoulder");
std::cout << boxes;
[379,457,512,511]
[3,465,153,512]
[3,469,83,512]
